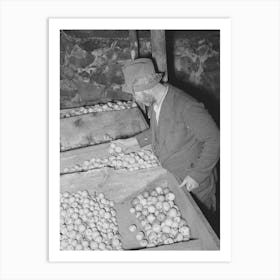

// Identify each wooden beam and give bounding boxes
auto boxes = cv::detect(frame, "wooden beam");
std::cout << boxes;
[151,30,168,82]
[60,107,148,150]
[128,30,149,114]
[142,239,202,251]
[60,166,167,203]
[128,30,139,60]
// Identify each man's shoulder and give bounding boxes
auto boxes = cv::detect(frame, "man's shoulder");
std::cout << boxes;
[167,84,200,107]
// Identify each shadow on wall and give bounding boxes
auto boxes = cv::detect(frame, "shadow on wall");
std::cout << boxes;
[166,30,220,127]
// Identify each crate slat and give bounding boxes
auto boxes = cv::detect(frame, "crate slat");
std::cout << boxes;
[60,107,148,149]
[60,167,167,203]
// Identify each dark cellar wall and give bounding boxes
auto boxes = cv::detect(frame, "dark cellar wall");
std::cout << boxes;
[60,30,220,124]
[166,30,220,126]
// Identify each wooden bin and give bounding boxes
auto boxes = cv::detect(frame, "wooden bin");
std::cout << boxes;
[60,144,219,250]
[114,172,219,251]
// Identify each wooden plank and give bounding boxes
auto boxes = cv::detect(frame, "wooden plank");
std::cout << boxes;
[142,239,201,251]
[182,188,220,250]
[60,87,133,110]
[129,30,139,59]
[60,107,148,150]
[60,167,167,203]
[151,30,168,82]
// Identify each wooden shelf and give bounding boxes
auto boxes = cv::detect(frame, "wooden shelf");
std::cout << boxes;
[60,107,148,149]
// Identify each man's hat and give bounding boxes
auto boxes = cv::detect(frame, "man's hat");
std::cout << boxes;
[122,58,162,94]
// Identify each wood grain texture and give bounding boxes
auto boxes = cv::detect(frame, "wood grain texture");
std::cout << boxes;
[60,167,167,203]
[151,30,168,82]
[129,30,139,59]
[60,107,148,149]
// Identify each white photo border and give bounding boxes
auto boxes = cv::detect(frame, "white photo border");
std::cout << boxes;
[49,18,231,262]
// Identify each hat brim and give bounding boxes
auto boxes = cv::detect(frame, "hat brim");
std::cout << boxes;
[122,73,162,94]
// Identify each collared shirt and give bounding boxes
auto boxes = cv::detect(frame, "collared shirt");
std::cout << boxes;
[153,85,168,124]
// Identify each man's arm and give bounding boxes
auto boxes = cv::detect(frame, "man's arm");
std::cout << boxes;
[135,127,152,147]
[135,105,153,147]
[112,127,152,153]
[113,104,152,150]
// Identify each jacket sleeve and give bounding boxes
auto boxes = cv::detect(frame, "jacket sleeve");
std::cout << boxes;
[184,103,220,184]
[135,105,153,147]
[135,127,152,147]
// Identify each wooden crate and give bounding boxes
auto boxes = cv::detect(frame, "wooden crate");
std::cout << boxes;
[61,169,219,250]
[60,142,219,250]
[114,172,219,251]
[60,107,148,149]
[61,171,219,249]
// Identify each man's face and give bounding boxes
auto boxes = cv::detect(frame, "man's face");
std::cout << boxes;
[133,89,155,107]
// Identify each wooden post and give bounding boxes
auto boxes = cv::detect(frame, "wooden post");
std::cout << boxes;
[128,30,148,114]
[129,30,139,60]
[151,30,168,82]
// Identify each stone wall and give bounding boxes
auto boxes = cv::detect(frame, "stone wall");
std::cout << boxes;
[60,30,220,123]
[167,31,219,95]
[166,30,220,124]
[60,30,151,109]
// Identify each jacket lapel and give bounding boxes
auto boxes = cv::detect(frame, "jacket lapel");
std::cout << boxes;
[157,87,172,147]
[150,106,157,148]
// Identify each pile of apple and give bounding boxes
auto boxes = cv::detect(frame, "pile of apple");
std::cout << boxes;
[61,144,159,174]
[60,190,123,251]
[128,185,191,248]
[60,101,137,118]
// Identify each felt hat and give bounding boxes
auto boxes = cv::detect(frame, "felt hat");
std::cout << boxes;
[122,58,162,94]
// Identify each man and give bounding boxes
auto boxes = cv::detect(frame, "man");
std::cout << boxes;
[116,58,220,216]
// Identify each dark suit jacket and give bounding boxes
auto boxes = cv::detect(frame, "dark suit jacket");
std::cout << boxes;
[136,84,220,207]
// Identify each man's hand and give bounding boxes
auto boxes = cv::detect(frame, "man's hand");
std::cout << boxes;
[112,137,139,153]
[178,175,199,192]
